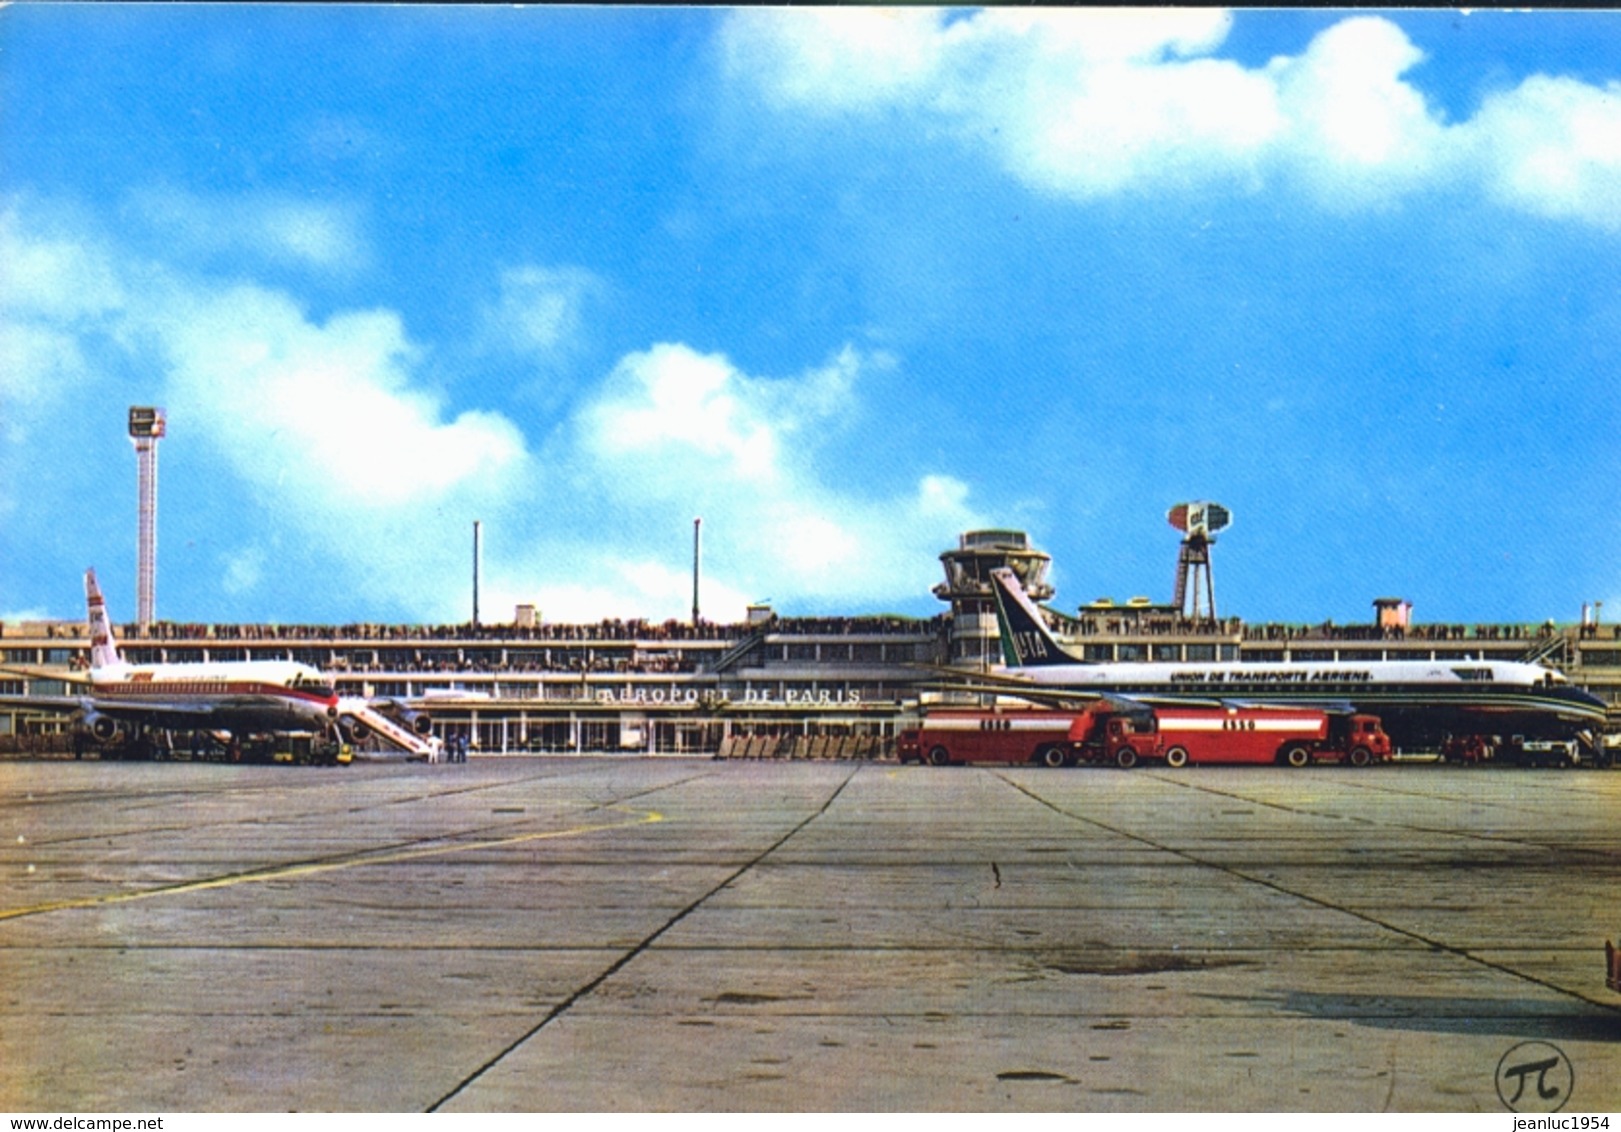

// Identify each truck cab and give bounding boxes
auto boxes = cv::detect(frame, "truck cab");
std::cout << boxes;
[1068,709,1160,768]
[896,729,922,764]
[1326,713,1393,766]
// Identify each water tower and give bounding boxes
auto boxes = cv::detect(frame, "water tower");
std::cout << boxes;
[1167,501,1229,622]
[128,406,166,634]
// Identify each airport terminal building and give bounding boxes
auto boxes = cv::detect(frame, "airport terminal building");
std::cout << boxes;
[3,530,1619,756]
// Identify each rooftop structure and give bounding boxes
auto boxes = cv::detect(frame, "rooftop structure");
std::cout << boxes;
[1168,500,1230,622]
[934,529,1054,667]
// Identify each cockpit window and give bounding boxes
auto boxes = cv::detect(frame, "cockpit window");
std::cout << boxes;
[293,674,335,696]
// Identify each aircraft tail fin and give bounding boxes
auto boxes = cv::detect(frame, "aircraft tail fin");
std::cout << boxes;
[85,569,122,670]
[988,567,1086,667]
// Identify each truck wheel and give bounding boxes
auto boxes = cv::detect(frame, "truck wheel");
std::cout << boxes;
[1041,745,1069,769]
[1115,747,1138,769]
[1283,745,1312,768]
[928,745,952,767]
[1164,746,1189,768]
[1348,746,1372,767]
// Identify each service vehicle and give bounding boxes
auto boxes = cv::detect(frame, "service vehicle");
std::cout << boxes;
[1074,705,1392,768]
[1068,706,1159,767]
[1499,735,1581,767]
[908,707,1079,766]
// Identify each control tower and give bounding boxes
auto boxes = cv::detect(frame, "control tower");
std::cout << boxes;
[128,407,165,634]
[934,530,1053,668]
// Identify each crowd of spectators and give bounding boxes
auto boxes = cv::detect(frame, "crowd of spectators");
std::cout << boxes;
[1242,621,1556,643]
[5,613,1618,656]
[1061,613,1581,645]
[326,650,701,676]
[2,612,947,644]
[1066,614,1245,637]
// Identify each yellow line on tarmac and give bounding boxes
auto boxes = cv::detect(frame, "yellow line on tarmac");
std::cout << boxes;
[0,806,664,923]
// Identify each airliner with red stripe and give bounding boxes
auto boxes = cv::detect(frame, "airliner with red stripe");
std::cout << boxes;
[0,569,339,744]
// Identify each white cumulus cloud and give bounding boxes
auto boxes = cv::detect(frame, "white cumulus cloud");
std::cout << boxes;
[1,195,989,623]
[1266,17,1449,202]
[723,9,1621,228]
[0,203,128,489]
[150,283,529,509]
[562,342,982,613]
[0,204,127,321]
[1466,75,1621,230]
[580,342,856,483]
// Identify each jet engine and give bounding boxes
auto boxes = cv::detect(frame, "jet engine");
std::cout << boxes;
[375,701,432,735]
[84,711,126,744]
[338,714,371,743]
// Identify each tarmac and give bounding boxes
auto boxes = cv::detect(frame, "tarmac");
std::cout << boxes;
[1,757,1617,1113]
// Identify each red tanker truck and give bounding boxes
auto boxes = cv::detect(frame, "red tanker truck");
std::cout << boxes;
[1074,704,1392,768]
[901,703,1391,769]
[900,706,1080,766]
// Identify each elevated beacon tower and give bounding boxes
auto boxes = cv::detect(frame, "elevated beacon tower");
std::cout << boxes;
[1168,501,1229,623]
[934,530,1053,667]
[128,407,166,635]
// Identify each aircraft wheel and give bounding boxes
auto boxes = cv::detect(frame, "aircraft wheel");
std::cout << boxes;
[1348,746,1373,767]
[1114,747,1138,769]
[1040,745,1069,769]
[1164,746,1189,768]
[1283,745,1312,768]
[928,745,953,767]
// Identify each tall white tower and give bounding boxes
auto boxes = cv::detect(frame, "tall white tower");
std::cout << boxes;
[128,407,165,635]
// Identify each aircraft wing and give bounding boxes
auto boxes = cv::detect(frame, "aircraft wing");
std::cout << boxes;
[87,699,223,719]
[0,694,224,726]
[913,678,1228,712]
[0,692,90,714]
[1218,698,1362,715]
[0,665,93,686]
[913,679,1098,710]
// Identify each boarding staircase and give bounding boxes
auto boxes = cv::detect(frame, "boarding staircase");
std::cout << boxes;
[336,696,443,761]
[1519,630,1572,669]
[709,622,774,674]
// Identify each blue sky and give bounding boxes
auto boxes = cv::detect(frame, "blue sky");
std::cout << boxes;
[2,7,1618,627]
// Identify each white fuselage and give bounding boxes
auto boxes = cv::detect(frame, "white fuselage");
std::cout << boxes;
[86,660,339,733]
[1000,657,1605,739]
